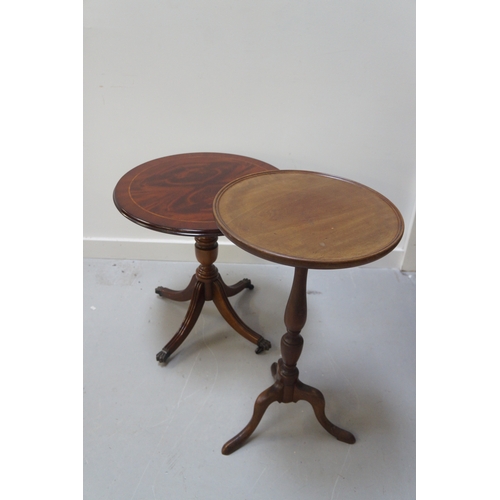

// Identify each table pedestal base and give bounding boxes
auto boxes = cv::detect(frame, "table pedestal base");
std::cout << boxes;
[221,267,355,455]
[155,236,271,363]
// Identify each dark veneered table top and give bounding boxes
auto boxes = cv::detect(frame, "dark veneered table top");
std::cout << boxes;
[113,152,278,237]
[213,170,404,269]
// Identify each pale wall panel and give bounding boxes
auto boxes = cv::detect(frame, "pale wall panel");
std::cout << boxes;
[84,0,415,268]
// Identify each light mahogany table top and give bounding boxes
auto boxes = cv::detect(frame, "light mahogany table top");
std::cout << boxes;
[213,170,404,269]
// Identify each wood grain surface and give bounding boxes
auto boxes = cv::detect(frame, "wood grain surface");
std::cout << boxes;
[214,170,404,269]
[113,152,278,237]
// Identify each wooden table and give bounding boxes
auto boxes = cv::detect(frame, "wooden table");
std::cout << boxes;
[113,152,277,363]
[213,170,404,454]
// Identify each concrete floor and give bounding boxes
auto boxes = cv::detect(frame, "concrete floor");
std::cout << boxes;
[83,258,415,500]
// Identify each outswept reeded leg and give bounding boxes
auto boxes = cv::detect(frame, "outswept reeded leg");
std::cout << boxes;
[221,267,355,455]
[221,278,254,297]
[212,279,271,354]
[221,383,282,455]
[155,235,270,363]
[156,281,205,363]
[155,274,197,302]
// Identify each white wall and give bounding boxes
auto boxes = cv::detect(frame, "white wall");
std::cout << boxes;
[84,0,415,269]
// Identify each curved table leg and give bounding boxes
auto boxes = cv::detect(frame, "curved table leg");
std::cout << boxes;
[212,279,271,354]
[156,281,206,364]
[221,383,282,455]
[155,274,197,302]
[293,380,356,444]
[221,277,254,297]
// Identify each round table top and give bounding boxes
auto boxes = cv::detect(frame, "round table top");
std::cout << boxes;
[213,170,404,269]
[113,152,278,237]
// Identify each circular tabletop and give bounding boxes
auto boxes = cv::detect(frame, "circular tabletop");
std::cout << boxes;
[213,170,404,269]
[113,152,278,237]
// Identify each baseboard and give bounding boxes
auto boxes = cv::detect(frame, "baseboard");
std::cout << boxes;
[83,237,405,269]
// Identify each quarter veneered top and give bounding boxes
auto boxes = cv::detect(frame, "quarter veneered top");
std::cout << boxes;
[213,170,404,269]
[113,152,278,236]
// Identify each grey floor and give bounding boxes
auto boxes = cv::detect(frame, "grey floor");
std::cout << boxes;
[83,258,415,500]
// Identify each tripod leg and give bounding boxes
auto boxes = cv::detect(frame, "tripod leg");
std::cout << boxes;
[293,380,355,444]
[222,383,282,455]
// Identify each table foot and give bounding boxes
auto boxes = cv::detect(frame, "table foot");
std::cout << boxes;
[155,349,171,364]
[221,383,282,456]
[212,279,271,353]
[255,338,272,354]
[155,275,197,302]
[156,281,205,364]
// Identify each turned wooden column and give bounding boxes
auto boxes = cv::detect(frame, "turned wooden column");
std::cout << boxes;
[279,267,307,402]
[194,236,219,297]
